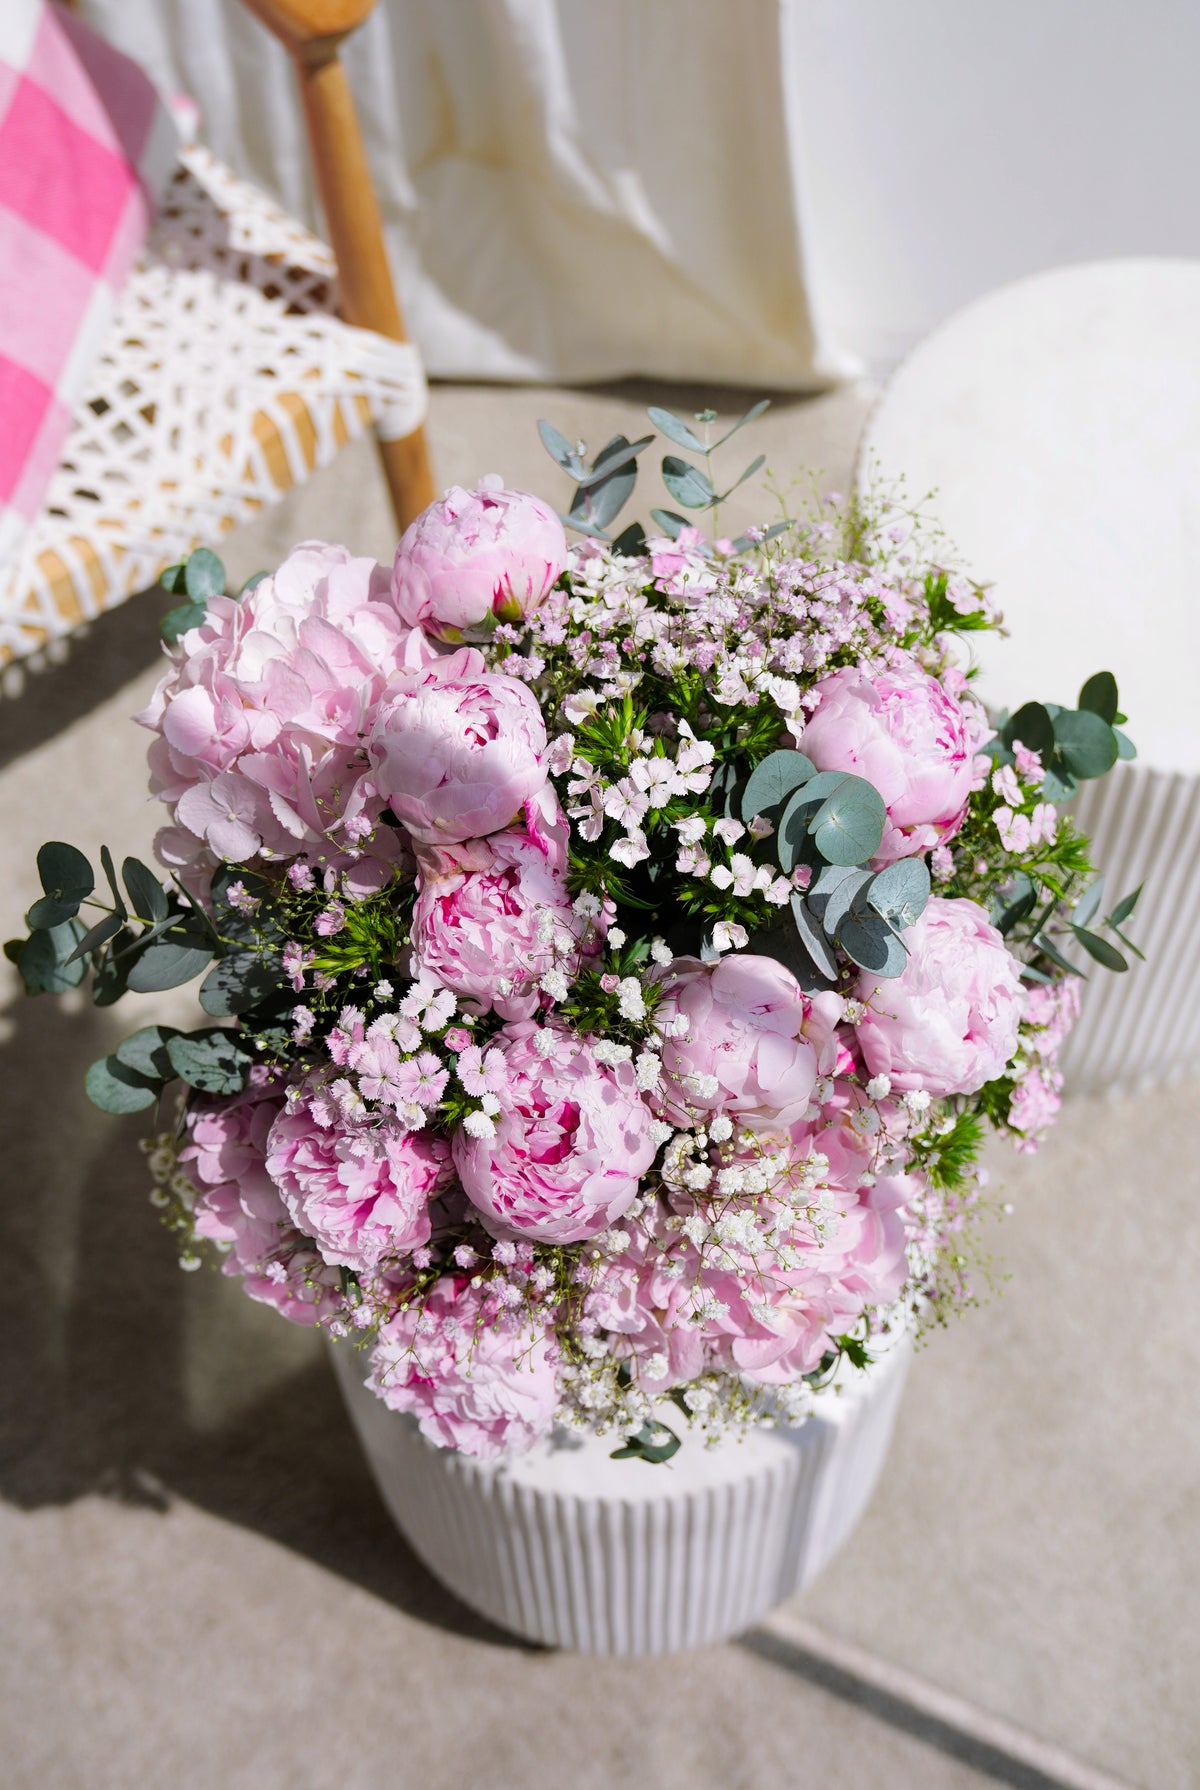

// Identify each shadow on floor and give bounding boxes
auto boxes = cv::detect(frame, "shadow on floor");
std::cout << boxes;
[0,981,525,1651]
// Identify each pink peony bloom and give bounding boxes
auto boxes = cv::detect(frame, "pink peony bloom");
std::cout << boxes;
[180,1070,341,1324]
[368,650,549,845]
[854,896,1023,1097]
[391,477,568,641]
[452,1020,658,1243]
[652,955,840,1134]
[366,1273,560,1458]
[136,541,437,872]
[796,658,976,863]
[410,807,599,1021]
[265,1082,452,1271]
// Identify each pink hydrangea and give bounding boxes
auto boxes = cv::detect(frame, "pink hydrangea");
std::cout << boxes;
[264,1082,452,1271]
[410,801,599,1020]
[652,955,841,1134]
[796,658,976,863]
[180,1071,341,1324]
[367,650,549,845]
[391,477,568,641]
[855,896,1023,1097]
[452,1020,658,1242]
[136,541,436,873]
[366,1274,560,1459]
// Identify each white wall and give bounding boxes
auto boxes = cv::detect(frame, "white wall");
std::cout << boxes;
[789,0,1200,371]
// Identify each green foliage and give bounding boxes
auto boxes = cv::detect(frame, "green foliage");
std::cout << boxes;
[916,1109,987,1193]
[159,546,228,643]
[541,425,654,542]
[987,673,1133,801]
[165,1027,252,1095]
[85,1054,160,1114]
[609,1418,681,1464]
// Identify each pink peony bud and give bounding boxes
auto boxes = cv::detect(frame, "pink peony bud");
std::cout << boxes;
[652,955,841,1134]
[795,657,978,865]
[391,478,568,642]
[368,650,549,844]
[853,896,1023,1096]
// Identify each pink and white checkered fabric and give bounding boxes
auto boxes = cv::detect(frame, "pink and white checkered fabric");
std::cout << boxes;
[0,2,177,565]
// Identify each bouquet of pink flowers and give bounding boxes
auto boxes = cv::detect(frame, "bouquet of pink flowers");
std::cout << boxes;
[9,406,1141,1462]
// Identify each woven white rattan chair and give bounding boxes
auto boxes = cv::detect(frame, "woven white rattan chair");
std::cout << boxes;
[1,0,433,675]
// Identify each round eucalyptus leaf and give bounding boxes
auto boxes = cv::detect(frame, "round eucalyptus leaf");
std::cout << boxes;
[161,602,207,647]
[37,841,93,906]
[126,937,213,993]
[809,867,873,936]
[811,778,886,867]
[17,921,86,994]
[865,857,930,929]
[1113,728,1137,761]
[184,546,226,602]
[837,911,907,977]
[740,749,815,823]
[1040,761,1078,802]
[1004,701,1055,757]
[1053,708,1119,779]
[199,952,285,1017]
[790,892,839,981]
[1077,671,1118,724]
[85,1055,159,1115]
[661,455,715,510]
[166,1028,251,1095]
[26,892,82,929]
[115,1024,180,1081]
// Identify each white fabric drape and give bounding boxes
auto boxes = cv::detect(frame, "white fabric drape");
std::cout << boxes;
[78,0,854,389]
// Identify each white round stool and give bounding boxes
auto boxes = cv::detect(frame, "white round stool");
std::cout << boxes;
[859,260,1200,1094]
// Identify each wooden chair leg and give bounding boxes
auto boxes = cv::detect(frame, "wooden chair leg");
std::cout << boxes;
[289,40,435,532]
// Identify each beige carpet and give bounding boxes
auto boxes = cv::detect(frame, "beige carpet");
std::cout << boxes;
[1,381,1193,1790]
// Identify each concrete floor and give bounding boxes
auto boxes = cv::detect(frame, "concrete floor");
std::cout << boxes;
[1,382,1195,1790]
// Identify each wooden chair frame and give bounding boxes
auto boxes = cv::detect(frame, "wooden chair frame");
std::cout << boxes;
[241,1,434,531]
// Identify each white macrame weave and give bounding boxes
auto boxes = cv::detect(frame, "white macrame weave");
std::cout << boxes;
[0,144,427,670]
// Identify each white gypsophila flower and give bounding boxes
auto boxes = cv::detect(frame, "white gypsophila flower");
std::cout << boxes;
[607,926,627,948]
[682,1213,708,1247]
[904,1089,932,1116]
[539,967,569,1002]
[462,1110,497,1139]
[707,1113,733,1142]
[617,976,647,1021]
[648,1120,675,1147]
[593,1039,633,1065]
[649,936,673,965]
[867,1073,892,1100]
[572,890,603,918]
[635,1051,661,1092]
[373,980,393,1000]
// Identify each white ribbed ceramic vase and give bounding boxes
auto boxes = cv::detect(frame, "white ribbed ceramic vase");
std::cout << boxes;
[329,1335,910,1655]
[857,261,1200,1096]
